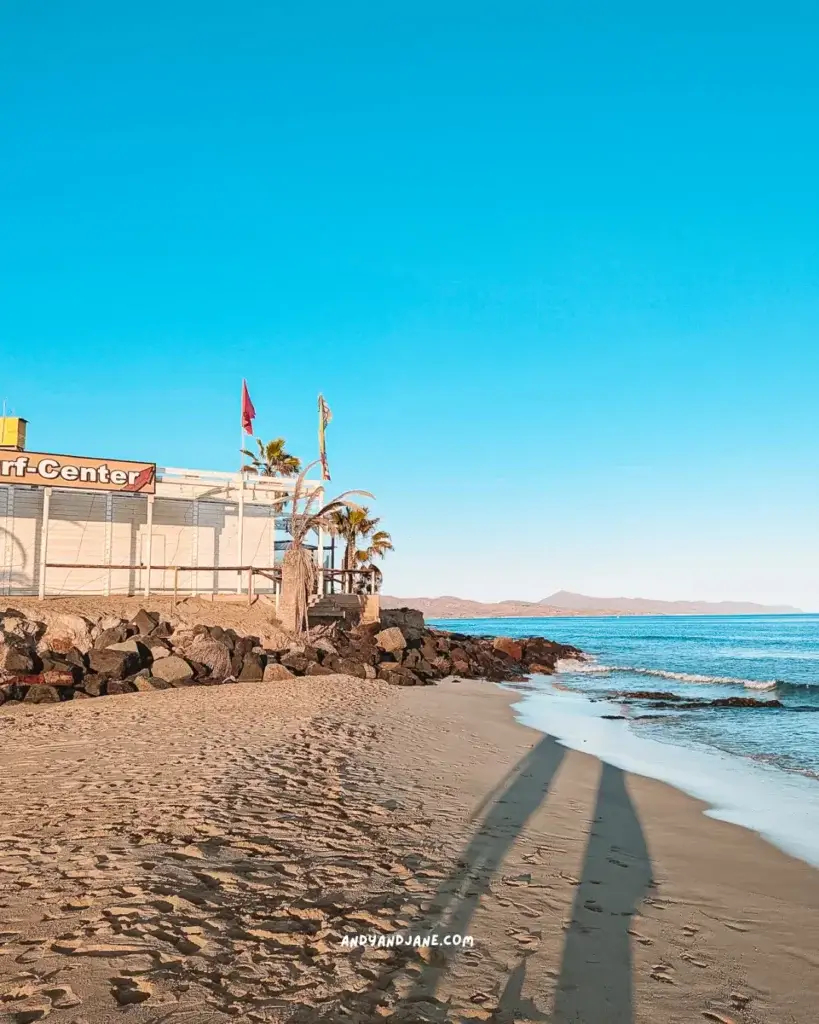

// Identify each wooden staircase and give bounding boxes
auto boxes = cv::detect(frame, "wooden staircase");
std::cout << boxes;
[307,593,365,627]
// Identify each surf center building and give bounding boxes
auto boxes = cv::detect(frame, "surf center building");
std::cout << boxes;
[0,436,329,599]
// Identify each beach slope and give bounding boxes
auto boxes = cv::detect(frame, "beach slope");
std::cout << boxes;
[0,677,815,1022]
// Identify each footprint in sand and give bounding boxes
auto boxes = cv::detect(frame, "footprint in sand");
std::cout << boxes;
[508,927,541,951]
[650,963,676,985]
[680,951,709,968]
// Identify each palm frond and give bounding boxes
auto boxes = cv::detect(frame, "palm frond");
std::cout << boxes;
[241,436,302,477]
[276,455,387,629]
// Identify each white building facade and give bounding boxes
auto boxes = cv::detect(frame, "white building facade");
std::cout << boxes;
[0,464,327,599]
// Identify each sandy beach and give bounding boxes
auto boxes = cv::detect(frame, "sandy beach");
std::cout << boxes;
[1,675,817,1024]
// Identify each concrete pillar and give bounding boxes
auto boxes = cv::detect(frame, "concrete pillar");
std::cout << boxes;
[104,492,113,597]
[143,494,154,597]
[38,488,51,599]
[237,475,244,594]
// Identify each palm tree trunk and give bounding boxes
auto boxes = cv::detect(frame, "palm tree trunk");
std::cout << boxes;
[343,535,354,593]
[279,545,316,633]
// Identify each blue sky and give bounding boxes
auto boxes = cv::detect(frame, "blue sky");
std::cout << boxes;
[2,2,819,608]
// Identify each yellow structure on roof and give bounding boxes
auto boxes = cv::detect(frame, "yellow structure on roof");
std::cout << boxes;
[0,417,27,450]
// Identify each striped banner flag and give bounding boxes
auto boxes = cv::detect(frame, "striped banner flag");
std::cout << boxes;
[318,394,333,481]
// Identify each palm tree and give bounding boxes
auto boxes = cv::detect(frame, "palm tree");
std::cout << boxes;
[362,529,393,561]
[328,508,392,591]
[355,530,394,568]
[278,461,373,633]
[352,532,393,594]
[241,437,301,477]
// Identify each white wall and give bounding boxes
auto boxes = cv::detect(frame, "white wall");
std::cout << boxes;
[0,485,291,597]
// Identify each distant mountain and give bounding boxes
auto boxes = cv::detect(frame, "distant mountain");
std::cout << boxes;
[379,596,633,619]
[540,590,802,615]
[379,595,578,619]
[380,592,802,619]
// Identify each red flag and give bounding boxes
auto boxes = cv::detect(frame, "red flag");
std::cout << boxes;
[241,380,256,435]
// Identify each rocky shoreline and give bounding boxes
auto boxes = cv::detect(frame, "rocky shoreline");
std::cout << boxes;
[0,605,585,708]
[607,689,787,711]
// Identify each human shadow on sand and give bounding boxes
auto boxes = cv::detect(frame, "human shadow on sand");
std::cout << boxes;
[314,734,653,1023]
[425,733,568,947]
[551,760,653,1023]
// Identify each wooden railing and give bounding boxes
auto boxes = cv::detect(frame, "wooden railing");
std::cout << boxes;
[42,563,381,604]
[44,563,280,607]
[321,568,380,595]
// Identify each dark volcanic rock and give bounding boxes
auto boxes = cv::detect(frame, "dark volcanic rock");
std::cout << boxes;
[146,677,172,690]
[615,690,682,701]
[378,664,423,686]
[208,625,233,649]
[263,663,295,682]
[40,654,85,683]
[379,607,425,639]
[402,649,422,670]
[63,647,88,670]
[450,650,470,675]
[305,662,334,676]
[335,658,367,679]
[653,696,784,710]
[493,637,523,661]
[620,691,785,711]
[1,603,587,713]
[237,652,265,682]
[0,643,39,674]
[280,652,309,674]
[522,637,582,669]
[0,681,24,704]
[81,675,105,697]
[106,638,152,667]
[150,655,194,686]
[183,636,232,680]
[106,679,137,696]
[93,626,128,650]
[142,637,172,656]
[87,648,141,680]
[234,635,261,657]
[375,627,407,654]
[24,684,61,704]
[131,609,159,635]
[343,639,379,666]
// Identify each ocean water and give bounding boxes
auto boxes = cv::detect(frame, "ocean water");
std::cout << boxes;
[430,614,819,865]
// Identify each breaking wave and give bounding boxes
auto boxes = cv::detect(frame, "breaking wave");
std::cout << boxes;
[555,658,782,691]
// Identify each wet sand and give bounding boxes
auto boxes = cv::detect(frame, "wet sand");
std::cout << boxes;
[0,676,816,1023]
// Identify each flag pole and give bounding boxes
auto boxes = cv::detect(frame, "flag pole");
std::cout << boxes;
[240,379,246,473]
[238,380,246,593]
